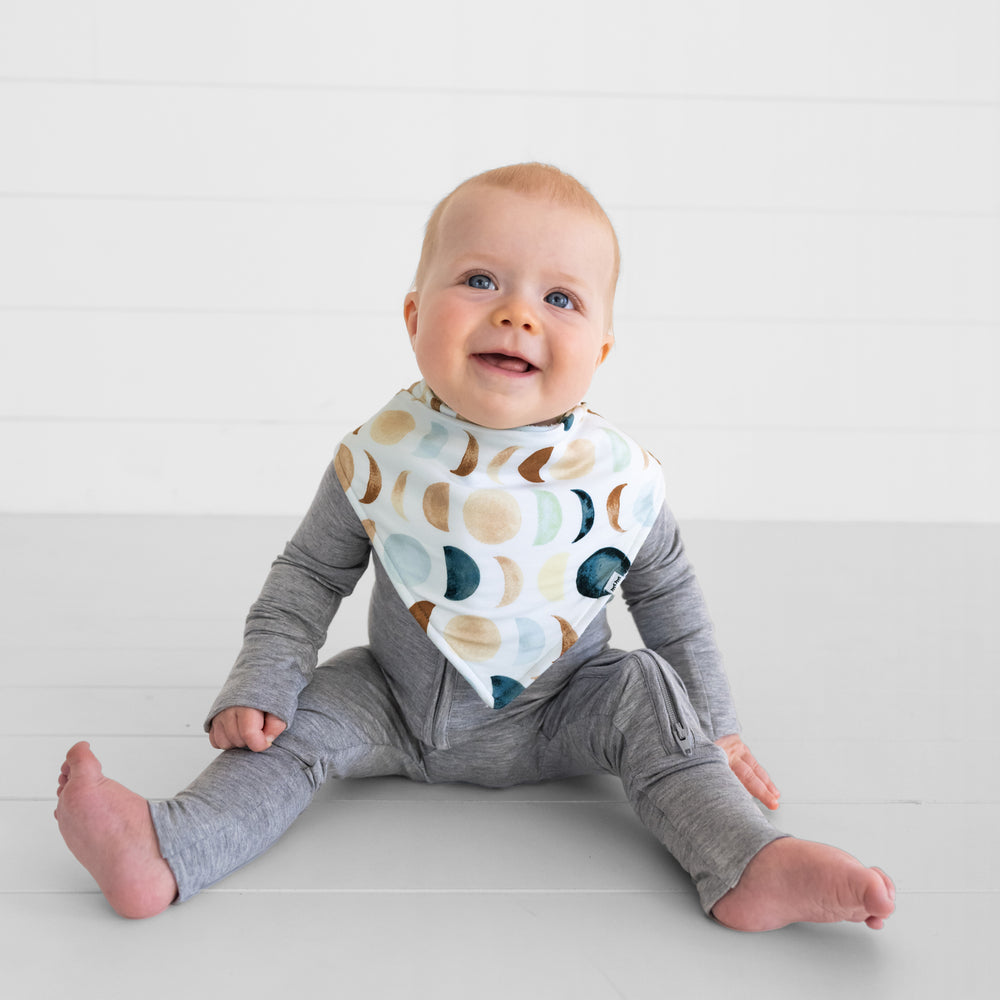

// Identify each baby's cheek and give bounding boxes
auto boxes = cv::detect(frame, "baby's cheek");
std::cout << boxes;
[415,304,463,363]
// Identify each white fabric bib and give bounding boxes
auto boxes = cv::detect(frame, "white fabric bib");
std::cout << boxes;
[335,382,664,708]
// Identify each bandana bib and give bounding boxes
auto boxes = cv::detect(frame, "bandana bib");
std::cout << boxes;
[335,382,664,709]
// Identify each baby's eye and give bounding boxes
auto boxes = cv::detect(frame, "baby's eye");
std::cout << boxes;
[466,274,496,290]
[545,291,575,310]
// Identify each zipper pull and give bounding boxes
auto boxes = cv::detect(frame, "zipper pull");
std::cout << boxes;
[673,722,694,756]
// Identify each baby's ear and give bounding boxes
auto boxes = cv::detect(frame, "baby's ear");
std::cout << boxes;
[596,331,615,367]
[403,291,419,344]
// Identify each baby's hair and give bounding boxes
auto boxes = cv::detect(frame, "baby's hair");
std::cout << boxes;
[413,162,620,295]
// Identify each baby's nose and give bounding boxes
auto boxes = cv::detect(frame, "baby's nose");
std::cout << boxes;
[493,298,537,332]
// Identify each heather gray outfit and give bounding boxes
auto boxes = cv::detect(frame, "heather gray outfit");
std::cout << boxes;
[149,456,783,914]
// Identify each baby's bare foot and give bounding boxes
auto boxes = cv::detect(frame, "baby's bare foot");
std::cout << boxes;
[54,742,177,919]
[712,837,895,932]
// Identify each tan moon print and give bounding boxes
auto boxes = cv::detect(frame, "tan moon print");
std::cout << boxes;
[607,483,627,532]
[487,445,519,483]
[391,471,409,519]
[549,439,596,480]
[443,615,502,662]
[361,519,376,540]
[370,409,416,445]
[334,444,354,492]
[538,552,569,601]
[450,431,480,477]
[495,556,524,607]
[518,447,553,483]
[463,489,521,544]
[409,601,435,631]
[359,450,382,504]
[553,615,579,655]
[422,482,450,531]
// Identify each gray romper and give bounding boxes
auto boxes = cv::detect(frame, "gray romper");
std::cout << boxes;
[149,456,784,914]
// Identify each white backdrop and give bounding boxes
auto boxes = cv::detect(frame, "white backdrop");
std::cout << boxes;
[1,0,997,521]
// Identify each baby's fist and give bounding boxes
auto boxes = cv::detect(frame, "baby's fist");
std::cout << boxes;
[209,707,287,752]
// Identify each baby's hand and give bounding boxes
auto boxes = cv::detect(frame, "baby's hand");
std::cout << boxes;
[715,734,781,811]
[209,707,287,752]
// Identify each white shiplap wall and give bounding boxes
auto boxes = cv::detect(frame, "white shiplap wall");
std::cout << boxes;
[1,0,998,521]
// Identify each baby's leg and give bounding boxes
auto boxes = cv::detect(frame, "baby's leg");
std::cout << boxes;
[55,647,424,916]
[542,648,894,930]
[147,736,325,903]
[152,648,426,902]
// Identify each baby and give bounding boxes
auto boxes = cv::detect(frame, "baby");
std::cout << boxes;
[55,163,895,931]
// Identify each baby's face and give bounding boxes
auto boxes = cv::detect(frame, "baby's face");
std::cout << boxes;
[404,186,616,429]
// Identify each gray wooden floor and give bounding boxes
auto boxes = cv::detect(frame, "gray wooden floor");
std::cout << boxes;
[1,514,996,999]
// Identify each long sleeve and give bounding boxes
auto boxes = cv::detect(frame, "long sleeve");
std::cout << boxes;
[621,504,740,741]
[204,459,372,730]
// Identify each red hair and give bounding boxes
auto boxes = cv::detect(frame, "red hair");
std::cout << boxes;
[414,163,620,297]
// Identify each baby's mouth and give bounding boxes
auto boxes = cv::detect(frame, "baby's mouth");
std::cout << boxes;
[477,353,536,374]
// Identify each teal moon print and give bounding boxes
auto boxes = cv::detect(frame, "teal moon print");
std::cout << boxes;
[571,489,595,542]
[443,545,481,601]
[576,547,630,598]
[491,675,525,709]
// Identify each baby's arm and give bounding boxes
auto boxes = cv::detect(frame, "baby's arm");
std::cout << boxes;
[204,460,371,735]
[622,506,781,807]
[622,505,738,738]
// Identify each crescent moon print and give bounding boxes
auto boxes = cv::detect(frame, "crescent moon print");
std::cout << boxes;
[518,447,553,483]
[391,470,409,519]
[359,451,382,504]
[607,483,627,532]
[450,431,480,477]
[553,615,579,655]
[494,555,524,607]
[571,489,595,542]
[487,445,519,483]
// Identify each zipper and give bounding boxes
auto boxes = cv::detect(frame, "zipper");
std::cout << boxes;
[429,655,456,749]
[645,656,694,757]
